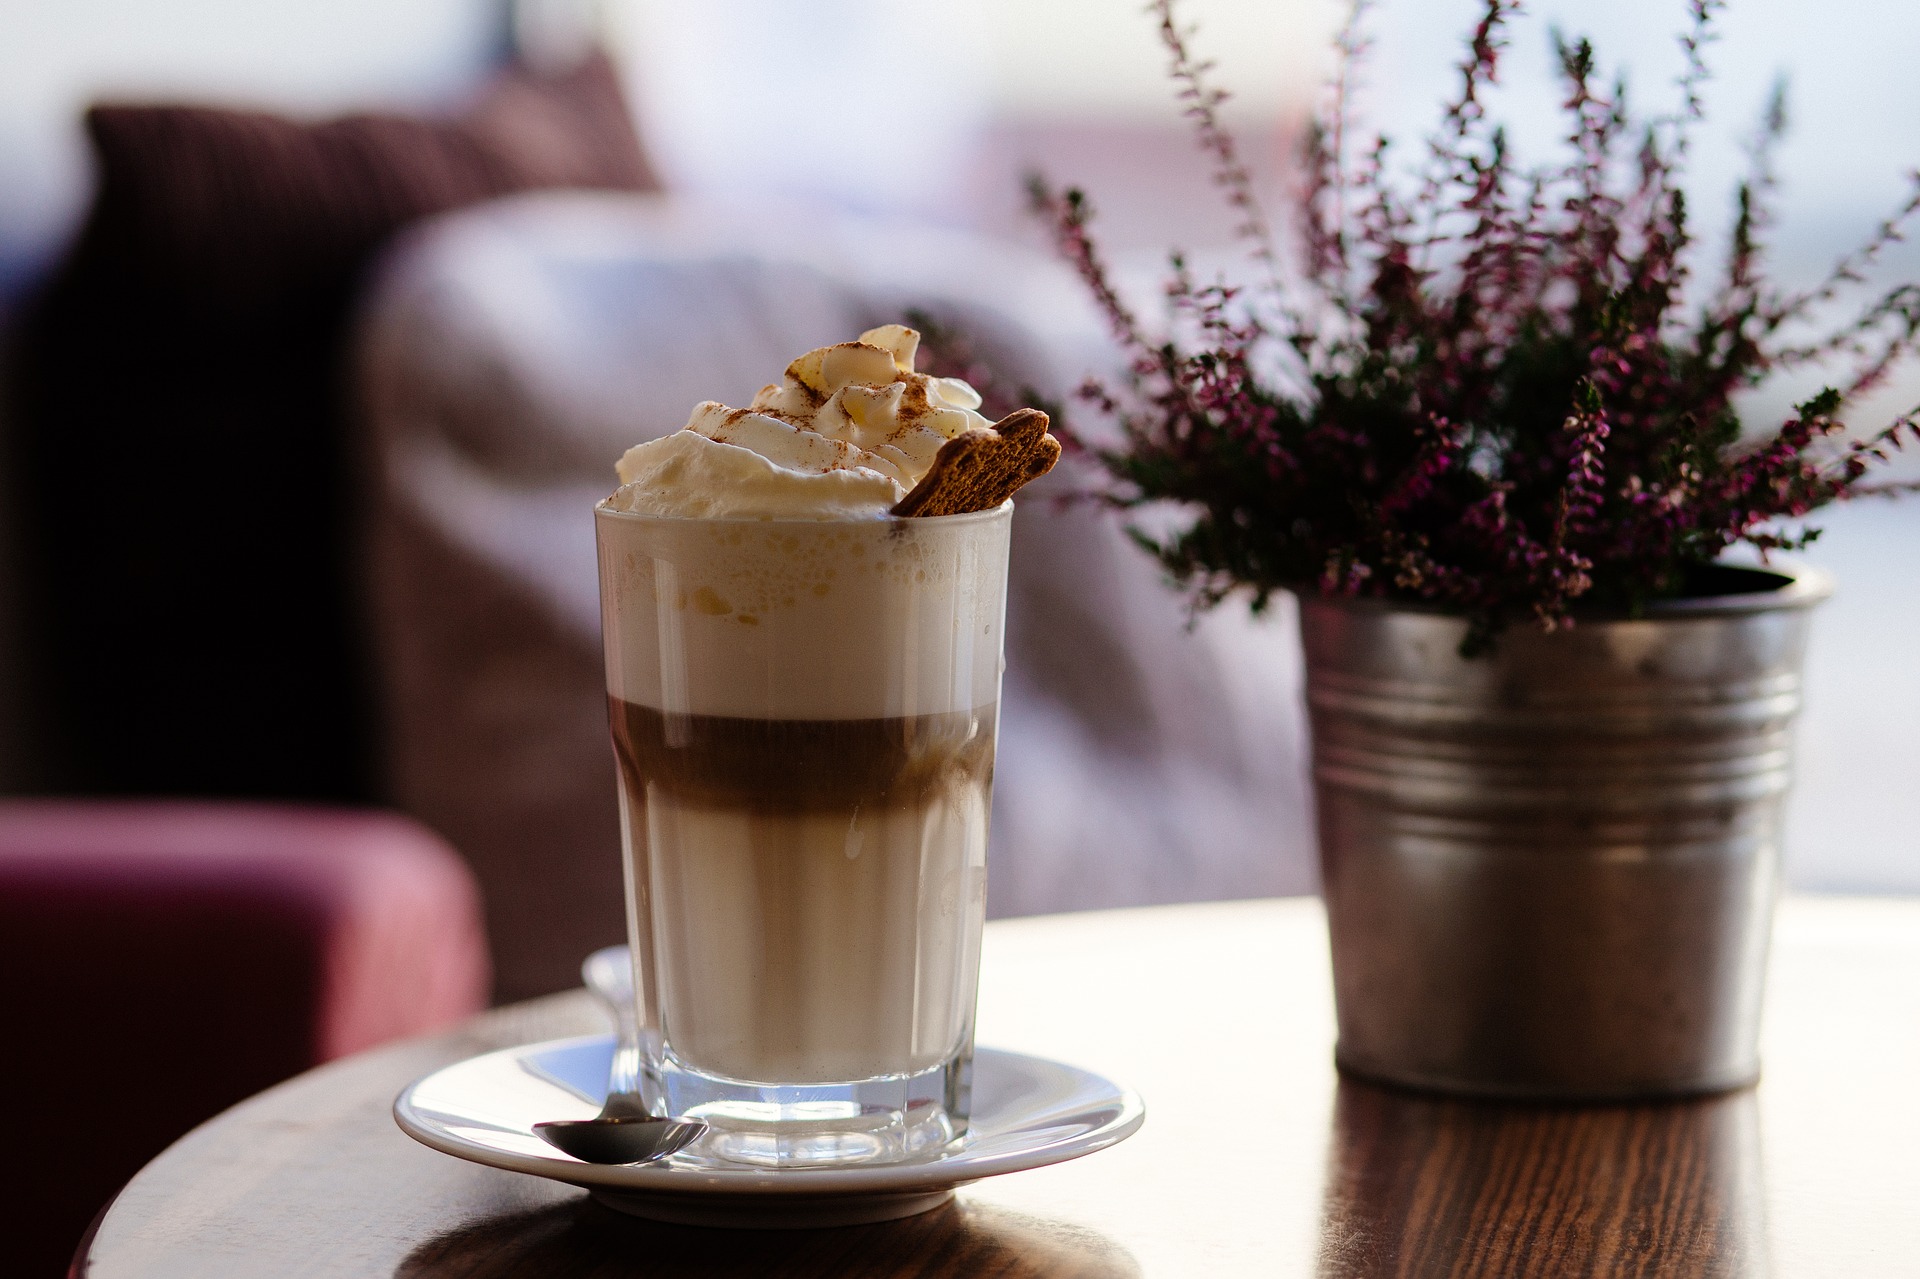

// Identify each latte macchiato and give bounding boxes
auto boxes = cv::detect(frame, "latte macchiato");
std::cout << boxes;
[595,326,1042,1166]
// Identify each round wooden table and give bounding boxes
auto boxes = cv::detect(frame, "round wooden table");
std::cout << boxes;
[80,896,1920,1277]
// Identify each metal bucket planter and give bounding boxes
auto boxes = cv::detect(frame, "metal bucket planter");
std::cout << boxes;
[1300,563,1831,1099]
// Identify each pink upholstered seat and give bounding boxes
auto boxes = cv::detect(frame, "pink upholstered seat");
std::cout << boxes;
[0,800,490,1277]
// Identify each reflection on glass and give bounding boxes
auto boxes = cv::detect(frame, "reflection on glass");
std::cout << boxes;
[1316,1079,1769,1277]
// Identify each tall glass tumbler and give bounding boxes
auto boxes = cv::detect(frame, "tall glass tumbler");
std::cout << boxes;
[594,503,1011,1166]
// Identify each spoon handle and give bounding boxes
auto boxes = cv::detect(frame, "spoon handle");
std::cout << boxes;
[582,945,655,1118]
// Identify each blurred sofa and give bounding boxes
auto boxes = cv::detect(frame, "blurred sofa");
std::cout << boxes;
[0,36,1317,1010]
[353,192,1318,1002]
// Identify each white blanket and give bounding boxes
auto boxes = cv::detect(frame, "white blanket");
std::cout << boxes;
[355,191,1315,999]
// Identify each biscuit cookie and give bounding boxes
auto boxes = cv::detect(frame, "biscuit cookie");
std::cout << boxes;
[890,408,1061,518]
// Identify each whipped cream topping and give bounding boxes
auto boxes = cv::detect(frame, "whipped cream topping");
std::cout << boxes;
[605,325,992,519]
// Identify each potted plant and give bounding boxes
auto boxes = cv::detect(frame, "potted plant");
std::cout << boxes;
[1037,0,1918,1097]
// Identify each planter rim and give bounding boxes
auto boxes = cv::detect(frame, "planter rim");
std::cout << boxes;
[1295,559,1832,624]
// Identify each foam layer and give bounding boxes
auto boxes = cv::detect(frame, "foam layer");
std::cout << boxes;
[595,506,1011,720]
[602,431,901,520]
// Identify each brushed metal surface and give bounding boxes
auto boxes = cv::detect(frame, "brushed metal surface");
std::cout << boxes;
[1299,565,1832,1098]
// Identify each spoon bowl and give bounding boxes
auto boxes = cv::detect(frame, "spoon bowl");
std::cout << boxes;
[534,1115,708,1165]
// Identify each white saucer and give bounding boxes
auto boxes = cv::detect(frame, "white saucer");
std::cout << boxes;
[394,1036,1145,1228]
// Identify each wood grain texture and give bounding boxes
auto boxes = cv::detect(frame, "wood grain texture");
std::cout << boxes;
[79,897,1920,1278]
[1318,1084,1763,1277]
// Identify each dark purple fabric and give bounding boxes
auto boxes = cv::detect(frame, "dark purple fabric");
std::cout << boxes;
[0,800,489,1277]
[3,54,656,802]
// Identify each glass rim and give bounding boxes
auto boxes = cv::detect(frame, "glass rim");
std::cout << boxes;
[592,498,1015,530]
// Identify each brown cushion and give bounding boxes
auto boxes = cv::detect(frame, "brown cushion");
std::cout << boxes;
[6,54,658,803]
